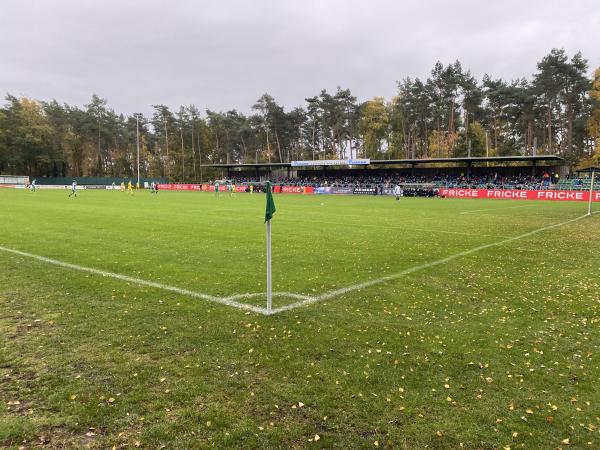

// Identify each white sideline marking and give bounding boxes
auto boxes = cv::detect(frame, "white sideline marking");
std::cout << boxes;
[460,205,532,214]
[0,245,269,315]
[270,213,593,314]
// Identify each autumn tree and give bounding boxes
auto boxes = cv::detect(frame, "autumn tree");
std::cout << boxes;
[587,67,600,163]
[358,97,390,158]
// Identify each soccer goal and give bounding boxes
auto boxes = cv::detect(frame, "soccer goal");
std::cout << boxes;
[581,167,598,215]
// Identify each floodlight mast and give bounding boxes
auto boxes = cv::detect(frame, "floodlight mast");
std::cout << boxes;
[588,168,596,216]
[136,116,140,187]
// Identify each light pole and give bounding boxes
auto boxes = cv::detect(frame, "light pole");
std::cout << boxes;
[136,116,140,187]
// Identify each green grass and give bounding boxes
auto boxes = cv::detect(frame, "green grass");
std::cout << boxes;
[1,188,599,449]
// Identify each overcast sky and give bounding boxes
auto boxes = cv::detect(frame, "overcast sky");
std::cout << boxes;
[1,0,598,116]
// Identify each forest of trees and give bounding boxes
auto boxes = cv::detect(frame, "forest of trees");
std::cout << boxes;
[1,49,599,181]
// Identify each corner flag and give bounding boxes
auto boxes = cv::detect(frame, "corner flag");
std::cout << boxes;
[265,181,276,222]
[265,181,276,314]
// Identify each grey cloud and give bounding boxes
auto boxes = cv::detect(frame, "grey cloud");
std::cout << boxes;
[0,0,598,116]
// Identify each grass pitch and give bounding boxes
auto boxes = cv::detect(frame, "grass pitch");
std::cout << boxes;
[1,188,599,448]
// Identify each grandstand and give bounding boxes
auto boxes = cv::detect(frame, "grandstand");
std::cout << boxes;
[202,155,569,186]
[201,155,599,193]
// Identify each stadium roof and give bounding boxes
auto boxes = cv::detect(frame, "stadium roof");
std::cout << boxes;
[576,166,600,172]
[200,155,564,169]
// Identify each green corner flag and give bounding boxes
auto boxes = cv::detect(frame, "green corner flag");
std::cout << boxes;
[265,181,276,313]
[265,181,276,222]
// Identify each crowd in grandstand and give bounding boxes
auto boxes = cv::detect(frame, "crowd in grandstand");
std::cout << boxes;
[228,172,592,191]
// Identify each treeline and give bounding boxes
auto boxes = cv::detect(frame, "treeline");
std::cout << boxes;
[1,48,599,181]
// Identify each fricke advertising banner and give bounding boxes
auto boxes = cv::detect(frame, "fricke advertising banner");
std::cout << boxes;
[439,188,600,202]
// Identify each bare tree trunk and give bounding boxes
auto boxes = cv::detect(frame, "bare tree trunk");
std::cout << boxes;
[164,120,169,181]
[449,96,457,154]
[311,125,316,160]
[180,128,185,182]
[332,128,338,158]
[436,117,441,158]
[449,97,455,134]
[197,132,203,182]
[464,107,469,132]
[240,135,248,163]
[274,130,282,162]
[191,120,196,181]
[567,104,573,155]
[97,120,101,176]
[266,130,271,163]
[347,107,354,159]
[547,106,552,152]
[424,123,429,158]
[493,112,498,151]
[297,124,303,160]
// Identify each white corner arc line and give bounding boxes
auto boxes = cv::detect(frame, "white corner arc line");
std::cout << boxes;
[270,213,593,314]
[0,245,269,315]
[224,291,315,302]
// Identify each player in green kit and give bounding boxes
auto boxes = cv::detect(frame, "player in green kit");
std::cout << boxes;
[214,181,220,197]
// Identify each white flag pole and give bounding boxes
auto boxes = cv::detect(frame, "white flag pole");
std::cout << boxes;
[588,168,596,216]
[266,219,272,314]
